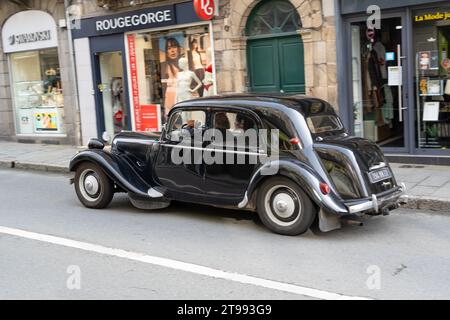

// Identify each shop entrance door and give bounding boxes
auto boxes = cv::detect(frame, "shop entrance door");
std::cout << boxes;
[350,14,409,152]
[247,35,305,94]
[90,33,131,141]
[97,51,127,140]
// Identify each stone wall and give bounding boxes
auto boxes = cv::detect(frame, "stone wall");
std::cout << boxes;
[211,0,338,108]
[0,0,80,145]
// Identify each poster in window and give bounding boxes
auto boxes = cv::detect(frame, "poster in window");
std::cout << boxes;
[423,102,440,121]
[419,51,431,70]
[34,108,59,132]
[159,33,185,116]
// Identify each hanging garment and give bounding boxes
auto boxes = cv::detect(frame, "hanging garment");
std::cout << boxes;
[373,41,388,80]
[368,50,383,90]
[381,84,394,125]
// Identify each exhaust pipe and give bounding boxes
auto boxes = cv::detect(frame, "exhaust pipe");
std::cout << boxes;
[343,219,364,227]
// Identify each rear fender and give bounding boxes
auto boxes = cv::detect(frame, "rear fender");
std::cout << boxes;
[69,150,151,198]
[240,159,348,215]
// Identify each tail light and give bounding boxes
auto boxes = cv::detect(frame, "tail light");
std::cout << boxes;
[320,182,330,195]
[290,137,301,145]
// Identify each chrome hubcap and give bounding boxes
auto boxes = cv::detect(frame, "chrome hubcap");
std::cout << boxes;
[264,185,302,227]
[273,193,296,218]
[84,175,100,196]
[78,169,101,202]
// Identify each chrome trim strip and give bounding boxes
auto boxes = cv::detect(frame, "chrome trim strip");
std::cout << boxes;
[161,144,266,157]
[238,192,249,208]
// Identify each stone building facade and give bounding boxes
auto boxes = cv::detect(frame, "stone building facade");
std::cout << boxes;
[0,0,338,145]
[212,0,337,106]
[0,0,81,145]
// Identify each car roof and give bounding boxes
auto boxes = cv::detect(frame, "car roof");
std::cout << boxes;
[171,93,333,115]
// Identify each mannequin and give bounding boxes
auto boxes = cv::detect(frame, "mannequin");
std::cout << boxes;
[175,57,203,103]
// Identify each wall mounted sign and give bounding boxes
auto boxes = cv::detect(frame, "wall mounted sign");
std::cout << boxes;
[2,10,58,53]
[414,12,450,23]
[71,2,203,39]
[193,0,215,21]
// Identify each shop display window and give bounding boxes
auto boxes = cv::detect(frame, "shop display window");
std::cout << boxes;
[10,48,65,134]
[414,7,450,150]
[127,25,215,131]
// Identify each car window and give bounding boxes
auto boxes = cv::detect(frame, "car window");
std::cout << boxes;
[167,110,206,140]
[212,111,258,148]
[306,115,343,134]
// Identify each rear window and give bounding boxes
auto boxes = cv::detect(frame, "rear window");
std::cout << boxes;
[306,115,344,134]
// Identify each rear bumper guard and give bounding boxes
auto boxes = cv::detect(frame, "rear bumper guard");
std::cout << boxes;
[346,183,407,215]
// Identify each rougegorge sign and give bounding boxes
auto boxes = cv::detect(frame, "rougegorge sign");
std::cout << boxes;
[71,2,204,39]
[95,9,173,31]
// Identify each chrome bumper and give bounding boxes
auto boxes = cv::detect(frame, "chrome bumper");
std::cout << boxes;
[346,183,407,215]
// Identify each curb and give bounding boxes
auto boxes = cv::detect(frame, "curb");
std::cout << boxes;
[0,160,70,174]
[400,195,450,213]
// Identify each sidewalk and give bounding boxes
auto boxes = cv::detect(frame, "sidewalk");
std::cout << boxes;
[0,141,79,173]
[0,141,449,212]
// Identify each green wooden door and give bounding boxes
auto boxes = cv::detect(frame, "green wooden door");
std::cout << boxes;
[247,38,280,93]
[248,35,305,94]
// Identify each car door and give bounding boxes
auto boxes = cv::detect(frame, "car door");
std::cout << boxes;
[154,109,207,198]
[203,109,261,201]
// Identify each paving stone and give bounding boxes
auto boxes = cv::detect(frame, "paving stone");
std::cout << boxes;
[408,186,440,197]
[418,176,450,188]
[432,183,450,198]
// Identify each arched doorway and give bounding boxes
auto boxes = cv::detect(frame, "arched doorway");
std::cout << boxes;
[246,0,305,94]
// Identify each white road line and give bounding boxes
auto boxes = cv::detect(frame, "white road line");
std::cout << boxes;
[0,226,371,300]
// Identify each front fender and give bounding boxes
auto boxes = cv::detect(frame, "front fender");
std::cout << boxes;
[69,150,151,198]
[241,159,349,215]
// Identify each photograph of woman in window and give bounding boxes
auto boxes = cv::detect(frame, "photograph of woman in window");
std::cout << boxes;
[161,37,181,116]
[188,37,206,97]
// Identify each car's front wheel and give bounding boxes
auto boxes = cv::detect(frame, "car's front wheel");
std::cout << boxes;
[256,177,316,236]
[74,162,114,209]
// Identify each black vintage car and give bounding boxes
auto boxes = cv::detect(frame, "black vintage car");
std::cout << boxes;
[70,94,406,236]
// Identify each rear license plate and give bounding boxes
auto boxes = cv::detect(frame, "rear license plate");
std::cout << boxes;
[369,167,392,183]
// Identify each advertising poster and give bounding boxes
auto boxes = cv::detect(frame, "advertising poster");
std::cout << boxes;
[159,32,185,115]
[140,104,161,132]
[34,108,59,132]
[159,32,213,115]
[419,51,431,70]
[127,34,142,131]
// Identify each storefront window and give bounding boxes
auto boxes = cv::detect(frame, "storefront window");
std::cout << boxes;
[10,48,65,135]
[350,18,404,148]
[126,25,215,132]
[414,7,450,151]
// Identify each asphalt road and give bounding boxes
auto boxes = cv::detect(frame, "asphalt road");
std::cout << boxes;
[0,168,449,300]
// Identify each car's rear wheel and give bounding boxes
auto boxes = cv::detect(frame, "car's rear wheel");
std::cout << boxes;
[256,177,316,236]
[74,162,114,209]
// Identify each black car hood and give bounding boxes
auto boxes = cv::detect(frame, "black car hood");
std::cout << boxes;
[317,135,386,171]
